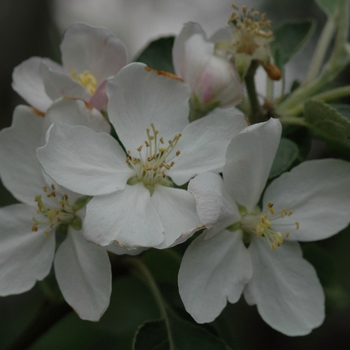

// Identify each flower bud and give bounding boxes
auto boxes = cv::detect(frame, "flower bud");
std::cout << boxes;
[173,23,243,119]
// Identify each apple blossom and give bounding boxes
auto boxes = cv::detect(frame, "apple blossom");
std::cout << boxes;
[216,5,280,80]
[173,22,243,120]
[179,118,350,336]
[12,23,127,112]
[36,62,248,249]
[0,99,131,321]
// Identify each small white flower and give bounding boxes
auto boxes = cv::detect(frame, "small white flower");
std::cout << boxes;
[0,100,130,321]
[173,22,243,112]
[37,63,248,249]
[12,23,128,112]
[179,118,350,335]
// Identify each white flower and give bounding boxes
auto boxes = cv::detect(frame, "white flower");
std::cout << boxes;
[218,5,280,80]
[179,118,350,336]
[12,23,127,112]
[36,63,248,249]
[0,100,132,321]
[173,22,243,112]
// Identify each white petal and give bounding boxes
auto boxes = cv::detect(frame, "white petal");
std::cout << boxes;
[41,62,90,101]
[179,229,252,323]
[107,63,190,156]
[188,172,240,237]
[151,185,203,248]
[244,239,325,336]
[45,98,110,133]
[173,22,207,77]
[83,183,164,247]
[0,204,55,296]
[0,106,47,205]
[12,57,58,111]
[61,23,127,83]
[54,230,111,321]
[168,107,248,185]
[107,242,146,256]
[37,124,133,195]
[264,159,350,241]
[89,80,108,111]
[223,118,282,212]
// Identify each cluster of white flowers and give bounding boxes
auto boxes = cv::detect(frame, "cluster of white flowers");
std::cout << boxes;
[1,17,350,337]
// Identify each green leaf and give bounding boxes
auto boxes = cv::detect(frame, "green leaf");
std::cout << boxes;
[304,100,350,157]
[271,20,316,68]
[302,243,350,312]
[330,103,350,121]
[269,137,300,179]
[135,37,175,73]
[314,0,340,17]
[133,310,233,350]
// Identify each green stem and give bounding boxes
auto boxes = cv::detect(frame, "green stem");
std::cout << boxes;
[126,257,175,350]
[282,85,350,116]
[278,1,350,113]
[6,299,71,350]
[244,60,264,124]
[304,18,336,85]
[279,116,310,127]
[266,77,274,102]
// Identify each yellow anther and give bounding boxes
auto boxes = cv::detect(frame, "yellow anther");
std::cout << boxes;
[43,186,48,192]
[232,3,239,10]
[159,148,167,152]
[296,222,300,230]
[162,171,166,178]
[163,164,171,170]
[149,135,154,140]
[242,6,247,14]
[145,141,150,147]
[286,232,290,238]
[137,145,143,152]
[288,211,293,216]
[45,231,50,238]
[176,150,181,157]
[160,137,164,144]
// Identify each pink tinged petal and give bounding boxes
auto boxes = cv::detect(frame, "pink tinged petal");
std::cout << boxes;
[168,107,248,185]
[61,23,127,83]
[188,172,240,238]
[45,98,110,133]
[106,242,147,256]
[89,80,108,111]
[54,230,111,321]
[179,34,242,106]
[107,63,191,156]
[12,57,57,112]
[151,185,203,249]
[264,159,350,242]
[37,124,133,196]
[244,239,325,336]
[83,183,164,248]
[179,229,252,323]
[223,118,282,212]
[180,34,213,89]
[0,106,47,205]
[41,62,90,101]
[173,22,207,76]
[0,204,55,296]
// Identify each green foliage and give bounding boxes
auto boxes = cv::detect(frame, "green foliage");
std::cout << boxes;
[269,137,300,179]
[135,37,175,73]
[271,20,316,69]
[133,309,233,350]
[314,0,341,17]
[304,100,350,157]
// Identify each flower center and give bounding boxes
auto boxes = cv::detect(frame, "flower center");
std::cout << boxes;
[227,4,273,55]
[70,70,98,94]
[31,184,86,237]
[126,123,182,193]
[242,202,300,250]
